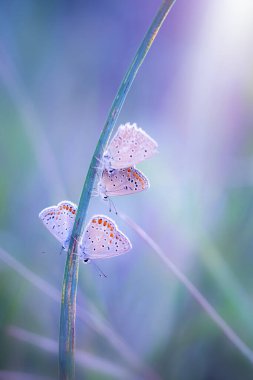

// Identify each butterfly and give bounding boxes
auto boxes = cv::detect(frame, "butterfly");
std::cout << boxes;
[79,214,132,262]
[102,123,158,171]
[39,200,77,251]
[97,166,150,199]
[39,201,132,262]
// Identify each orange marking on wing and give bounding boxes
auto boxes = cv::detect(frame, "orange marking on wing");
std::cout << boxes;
[138,176,145,188]
[127,168,131,173]
[98,219,102,224]
[72,210,76,214]
[103,220,107,226]
[110,233,114,238]
[133,171,145,188]
[66,205,69,210]
[92,219,96,223]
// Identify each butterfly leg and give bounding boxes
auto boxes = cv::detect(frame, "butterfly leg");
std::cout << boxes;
[91,188,99,197]
[59,246,65,255]
[91,261,108,278]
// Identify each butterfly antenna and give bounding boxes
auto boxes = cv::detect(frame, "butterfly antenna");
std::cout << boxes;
[59,246,64,255]
[92,261,108,278]
[108,197,118,215]
[108,197,112,213]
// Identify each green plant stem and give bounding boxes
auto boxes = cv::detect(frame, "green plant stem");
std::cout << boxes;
[59,1,176,379]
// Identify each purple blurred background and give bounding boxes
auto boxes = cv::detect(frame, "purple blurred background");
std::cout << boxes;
[1,1,253,379]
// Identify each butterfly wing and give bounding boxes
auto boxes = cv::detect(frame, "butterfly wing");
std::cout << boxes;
[39,200,77,249]
[99,167,150,197]
[79,215,132,259]
[105,123,158,169]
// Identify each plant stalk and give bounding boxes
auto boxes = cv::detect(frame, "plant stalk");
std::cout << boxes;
[59,1,176,379]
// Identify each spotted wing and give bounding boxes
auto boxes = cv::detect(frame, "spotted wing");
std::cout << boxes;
[39,200,77,249]
[105,123,158,169]
[100,167,150,197]
[79,215,132,259]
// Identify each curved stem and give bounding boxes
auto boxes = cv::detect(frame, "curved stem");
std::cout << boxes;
[59,1,176,379]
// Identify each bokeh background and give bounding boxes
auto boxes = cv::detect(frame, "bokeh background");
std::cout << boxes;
[1,0,253,379]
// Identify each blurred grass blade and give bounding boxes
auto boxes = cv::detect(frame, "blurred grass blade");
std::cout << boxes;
[0,46,66,200]
[0,371,54,380]
[8,326,132,380]
[0,247,157,378]
[59,1,176,379]
[0,247,60,301]
[78,300,160,380]
[119,213,253,365]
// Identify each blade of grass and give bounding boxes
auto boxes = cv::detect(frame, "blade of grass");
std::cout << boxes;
[119,212,253,364]
[59,1,176,378]
[146,165,253,337]
[0,45,66,200]
[8,326,132,379]
[0,247,159,379]
[0,45,158,378]
[0,371,54,380]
